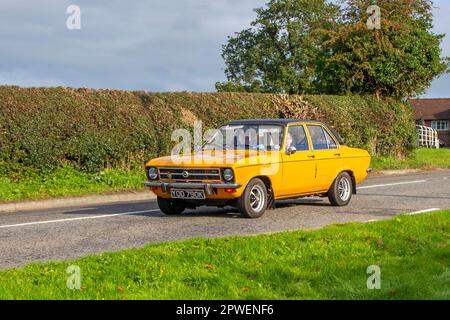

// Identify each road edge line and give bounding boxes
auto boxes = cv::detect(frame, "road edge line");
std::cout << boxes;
[406,208,441,215]
[0,191,156,214]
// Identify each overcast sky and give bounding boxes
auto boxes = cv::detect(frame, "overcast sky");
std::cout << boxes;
[0,0,448,97]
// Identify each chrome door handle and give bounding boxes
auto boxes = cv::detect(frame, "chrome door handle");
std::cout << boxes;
[307,154,315,159]
[334,153,341,156]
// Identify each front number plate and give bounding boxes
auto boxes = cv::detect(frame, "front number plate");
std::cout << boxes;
[171,189,206,200]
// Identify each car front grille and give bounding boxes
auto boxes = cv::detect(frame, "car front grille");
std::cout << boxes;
[158,168,222,181]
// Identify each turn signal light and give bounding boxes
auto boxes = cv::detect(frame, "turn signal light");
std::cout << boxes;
[225,188,237,193]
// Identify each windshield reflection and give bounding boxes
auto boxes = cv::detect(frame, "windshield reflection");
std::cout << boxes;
[203,124,284,151]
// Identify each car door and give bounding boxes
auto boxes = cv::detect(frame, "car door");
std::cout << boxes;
[280,124,319,196]
[306,124,342,191]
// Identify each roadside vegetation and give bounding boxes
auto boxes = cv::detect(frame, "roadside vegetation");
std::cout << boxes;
[0,166,145,203]
[0,210,448,299]
[0,86,415,176]
[372,148,450,171]
[0,85,416,203]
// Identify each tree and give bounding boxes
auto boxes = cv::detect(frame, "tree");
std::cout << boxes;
[315,0,449,99]
[217,0,448,99]
[216,0,340,94]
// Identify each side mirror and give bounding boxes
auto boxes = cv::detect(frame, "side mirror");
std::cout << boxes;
[286,146,297,155]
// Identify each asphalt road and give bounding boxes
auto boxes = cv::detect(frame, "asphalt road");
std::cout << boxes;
[1,170,450,269]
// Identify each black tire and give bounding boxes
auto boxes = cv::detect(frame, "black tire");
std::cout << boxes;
[238,178,268,218]
[157,197,186,215]
[328,172,353,206]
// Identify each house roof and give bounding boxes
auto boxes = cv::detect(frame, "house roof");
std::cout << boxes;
[410,99,450,120]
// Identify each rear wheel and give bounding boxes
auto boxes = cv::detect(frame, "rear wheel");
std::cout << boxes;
[238,178,268,218]
[157,197,186,215]
[328,172,353,206]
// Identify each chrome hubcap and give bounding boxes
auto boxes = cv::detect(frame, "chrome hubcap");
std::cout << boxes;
[338,177,351,202]
[249,185,265,212]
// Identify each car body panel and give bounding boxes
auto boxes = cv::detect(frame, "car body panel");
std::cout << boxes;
[145,120,371,202]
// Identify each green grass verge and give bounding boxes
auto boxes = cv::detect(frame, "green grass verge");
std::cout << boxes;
[0,211,449,300]
[372,148,450,171]
[0,166,145,203]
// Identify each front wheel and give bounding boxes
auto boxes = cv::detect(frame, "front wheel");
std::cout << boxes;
[237,178,268,218]
[157,197,186,215]
[328,172,353,206]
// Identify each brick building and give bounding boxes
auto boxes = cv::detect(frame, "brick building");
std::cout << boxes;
[410,99,450,147]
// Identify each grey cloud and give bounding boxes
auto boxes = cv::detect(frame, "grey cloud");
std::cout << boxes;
[0,0,448,96]
[0,0,266,91]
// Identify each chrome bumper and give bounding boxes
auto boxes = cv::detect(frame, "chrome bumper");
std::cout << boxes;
[144,181,242,195]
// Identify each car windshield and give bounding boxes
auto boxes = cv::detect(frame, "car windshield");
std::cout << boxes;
[203,124,284,151]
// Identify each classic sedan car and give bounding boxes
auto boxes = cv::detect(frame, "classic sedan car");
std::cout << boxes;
[145,119,371,218]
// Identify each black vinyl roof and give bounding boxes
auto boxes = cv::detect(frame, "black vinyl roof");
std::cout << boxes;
[226,119,322,126]
[224,119,345,145]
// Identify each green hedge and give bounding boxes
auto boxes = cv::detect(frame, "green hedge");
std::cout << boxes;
[0,86,416,176]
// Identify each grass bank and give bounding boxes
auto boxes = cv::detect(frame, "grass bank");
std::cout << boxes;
[0,210,448,299]
[372,148,450,171]
[0,166,145,203]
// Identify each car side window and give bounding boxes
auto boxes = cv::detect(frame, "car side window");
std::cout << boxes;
[286,125,309,151]
[307,125,330,150]
[323,128,338,149]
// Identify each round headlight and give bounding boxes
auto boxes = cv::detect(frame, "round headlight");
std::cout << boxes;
[223,168,234,182]
[147,167,158,180]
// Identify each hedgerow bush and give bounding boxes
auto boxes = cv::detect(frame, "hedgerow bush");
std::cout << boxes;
[0,86,415,176]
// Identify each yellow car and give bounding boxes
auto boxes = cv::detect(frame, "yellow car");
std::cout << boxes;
[145,119,371,218]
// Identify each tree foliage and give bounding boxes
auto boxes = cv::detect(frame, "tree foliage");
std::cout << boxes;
[216,0,339,94]
[317,0,449,98]
[217,0,449,99]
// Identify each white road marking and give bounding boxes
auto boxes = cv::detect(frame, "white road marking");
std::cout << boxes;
[0,177,445,229]
[358,180,427,190]
[407,208,441,215]
[0,209,160,229]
